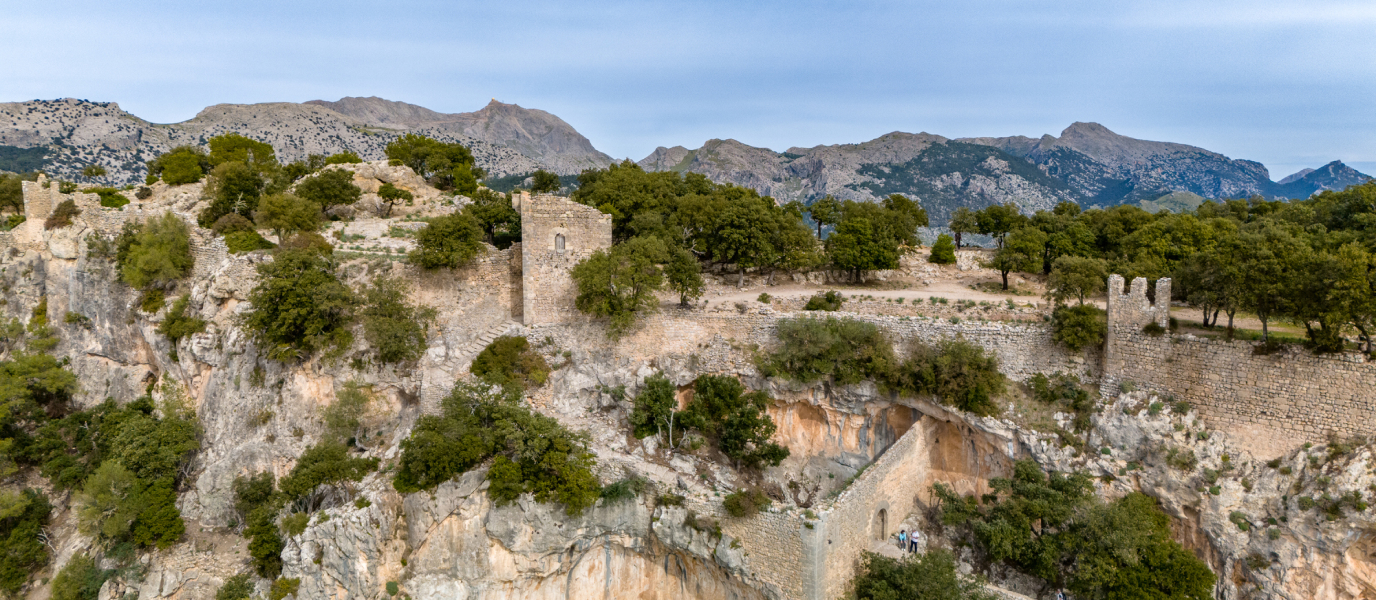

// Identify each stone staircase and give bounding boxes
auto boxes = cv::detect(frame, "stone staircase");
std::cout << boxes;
[419,320,520,414]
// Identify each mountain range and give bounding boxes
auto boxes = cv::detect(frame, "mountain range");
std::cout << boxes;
[0,97,1368,222]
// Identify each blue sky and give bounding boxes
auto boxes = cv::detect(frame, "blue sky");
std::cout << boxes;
[3,0,1374,179]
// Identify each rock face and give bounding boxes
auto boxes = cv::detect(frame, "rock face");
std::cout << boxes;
[0,97,614,185]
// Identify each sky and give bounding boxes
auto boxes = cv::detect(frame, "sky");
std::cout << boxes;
[3,0,1374,179]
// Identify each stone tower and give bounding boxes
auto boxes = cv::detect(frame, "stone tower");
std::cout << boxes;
[515,191,613,326]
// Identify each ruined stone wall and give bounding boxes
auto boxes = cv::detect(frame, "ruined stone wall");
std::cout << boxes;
[518,193,611,325]
[1102,275,1376,444]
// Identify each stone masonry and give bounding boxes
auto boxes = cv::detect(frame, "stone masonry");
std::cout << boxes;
[516,191,612,325]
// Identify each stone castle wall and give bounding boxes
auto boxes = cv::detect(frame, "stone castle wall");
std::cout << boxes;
[518,192,611,326]
[1102,275,1376,443]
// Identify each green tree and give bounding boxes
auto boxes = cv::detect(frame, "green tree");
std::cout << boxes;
[199,161,266,227]
[216,574,255,600]
[828,217,898,281]
[147,146,210,186]
[530,169,561,194]
[709,196,780,286]
[464,188,520,247]
[984,226,1045,290]
[293,168,361,211]
[81,164,106,179]
[325,151,363,165]
[118,213,195,291]
[245,507,283,578]
[323,382,370,443]
[1046,255,1108,305]
[678,375,788,469]
[50,552,108,600]
[277,441,378,512]
[0,173,24,213]
[808,195,841,238]
[628,374,676,441]
[761,317,898,386]
[928,234,956,264]
[409,212,484,269]
[243,248,357,361]
[571,236,669,337]
[0,489,52,594]
[470,336,550,391]
[253,193,321,241]
[359,276,435,366]
[1051,304,1106,351]
[948,206,978,248]
[894,338,1006,416]
[1236,222,1306,340]
[376,183,413,218]
[974,203,1026,248]
[853,549,996,600]
[384,133,484,190]
[208,134,278,176]
[664,246,705,306]
[74,460,141,541]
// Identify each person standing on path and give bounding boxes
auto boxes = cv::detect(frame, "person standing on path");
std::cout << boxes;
[898,529,907,550]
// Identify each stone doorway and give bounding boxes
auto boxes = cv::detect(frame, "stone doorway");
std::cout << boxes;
[873,509,887,541]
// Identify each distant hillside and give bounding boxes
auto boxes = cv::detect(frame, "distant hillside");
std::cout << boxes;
[0,97,614,185]
[639,122,1372,222]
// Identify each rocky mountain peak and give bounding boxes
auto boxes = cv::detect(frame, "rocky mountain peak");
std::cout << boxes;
[1278,168,1316,185]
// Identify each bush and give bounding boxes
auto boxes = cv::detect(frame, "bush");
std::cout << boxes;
[804,290,844,311]
[376,183,413,218]
[45,199,80,229]
[198,161,265,228]
[88,187,128,208]
[409,212,484,269]
[147,146,209,185]
[294,168,361,210]
[243,248,357,361]
[158,295,207,345]
[760,317,897,386]
[1165,447,1198,471]
[853,549,996,600]
[212,212,255,235]
[216,573,255,600]
[359,276,435,366]
[278,231,333,255]
[393,382,599,515]
[277,441,378,512]
[323,381,371,443]
[1230,511,1250,531]
[600,476,648,504]
[225,230,276,254]
[245,507,284,577]
[628,374,676,440]
[0,489,52,594]
[677,375,789,469]
[268,578,300,600]
[570,236,670,338]
[49,552,108,600]
[1029,373,1092,430]
[722,487,771,518]
[325,151,362,165]
[254,193,321,241]
[894,338,1007,416]
[1051,304,1106,351]
[934,461,1214,600]
[470,335,549,391]
[1143,322,1166,336]
[135,186,153,200]
[117,213,195,290]
[757,292,771,304]
[928,234,956,264]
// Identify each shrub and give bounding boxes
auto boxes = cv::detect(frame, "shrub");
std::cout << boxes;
[254,193,321,241]
[325,151,362,165]
[117,213,195,290]
[148,146,210,185]
[1230,511,1250,531]
[678,375,789,469]
[386,580,400,596]
[294,168,361,210]
[1143,322,1166,336]
[45,199,80,229]
[600,476,648,504]
[198,161,265,228]
[158,295,207,345]
[245,507,284,577]
[392,382,599,515]
[657,493,685,507]
[50,552,108,600]
[212,213,255,235]
[629,374,676,440]
[804,290,844,311]
[280,512,309,537]
[470,336,550,391]
[88,187,129,208]
[757,292,771,304]
[853,549,996,600]
[359,276,435,366]
[135,186,153,200]
[1051,304,1106,351]
[722,487,771,518]
[409,212,483,269]
[0,489,52,594]
[1297,496,1316,510]
[277,441,378,512]
[893,338,1006,416]
[243,248,357,361]
[215,573,254,600]
[934,461,1214,600]
[225,230,276,254]
[269,578,300,600]
[1173,399,1192,414]
[1165,447,1198,471]
[928,233,956,264]
[323,381,371,443]
[760,317,897,386]
[1148,401,1163,415]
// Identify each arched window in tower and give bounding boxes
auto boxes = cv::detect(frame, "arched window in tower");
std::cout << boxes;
[555,233,565,251]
